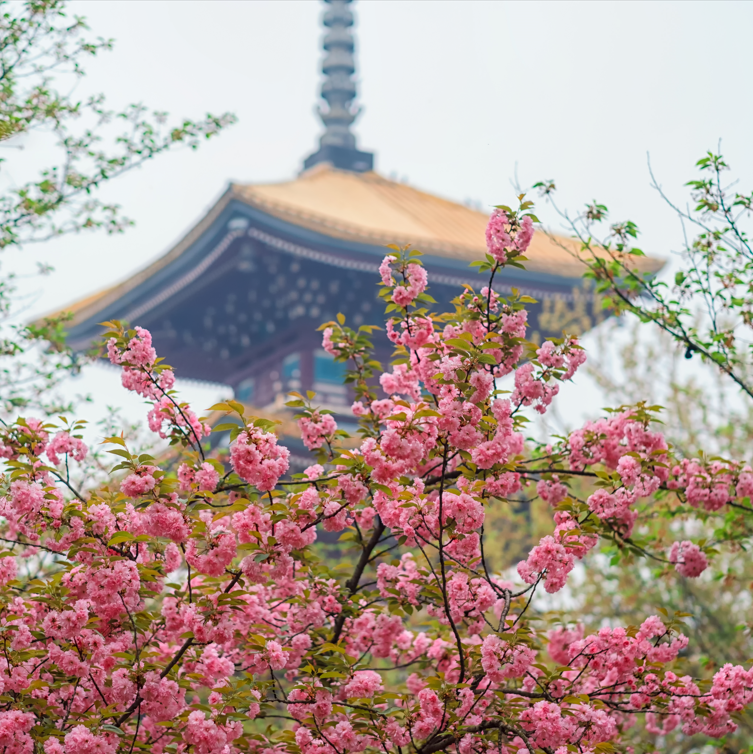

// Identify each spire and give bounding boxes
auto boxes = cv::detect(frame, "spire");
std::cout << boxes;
[303,0,373,173]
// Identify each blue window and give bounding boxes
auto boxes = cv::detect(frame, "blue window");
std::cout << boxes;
[314,349,346,384]
[282,353,301,381]
[235,377,255,402]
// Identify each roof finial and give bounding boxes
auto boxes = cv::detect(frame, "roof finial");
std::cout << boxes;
[303,0,374,174]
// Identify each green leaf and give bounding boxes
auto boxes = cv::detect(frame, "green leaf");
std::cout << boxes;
[319,642,347,654]
[211,422,240,433]
[107,532,136,546]
[107,448,132,460]
[226,400,246,415]
[101,725,126,737]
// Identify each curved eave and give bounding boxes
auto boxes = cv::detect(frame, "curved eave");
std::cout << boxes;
[55,184,665,350]
[51,187,238,330]
[232,167,665,278]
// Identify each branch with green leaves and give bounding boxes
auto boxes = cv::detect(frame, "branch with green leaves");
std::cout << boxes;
[534,151,753,401]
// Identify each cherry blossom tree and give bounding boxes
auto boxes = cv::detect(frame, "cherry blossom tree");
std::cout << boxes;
[528,151,753,749]
[1,199,753,754]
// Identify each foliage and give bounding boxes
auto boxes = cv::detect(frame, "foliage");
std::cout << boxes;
[0,0,235,417]
[533,152,753,751]
[1,202,753,754]
[534,151,753,400]
[548,314,753,751]
[0,0,235,248]
[585,319,753,463]
[564,547,753,752]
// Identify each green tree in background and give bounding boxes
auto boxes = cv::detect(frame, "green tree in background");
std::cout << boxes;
[0,0,235,416]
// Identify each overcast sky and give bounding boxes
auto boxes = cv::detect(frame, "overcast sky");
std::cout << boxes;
[5,0,753,429]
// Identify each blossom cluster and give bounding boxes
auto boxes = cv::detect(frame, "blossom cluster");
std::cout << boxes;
[485,208,534,264]
[0,205,749,754]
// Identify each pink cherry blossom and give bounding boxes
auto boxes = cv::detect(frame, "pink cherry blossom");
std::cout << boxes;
[185,530,237,577]
[0,710,35,754]
[230,425,290,491]
[298,412,338,451]
[322,326,342,356]
[184,710,242,754]
[379,255,396,286]
[391,263,428,308]
[177,462,219,492]
[120,465,158,498]
[486,209,513,263]
[61,726,117,754]
[669,540,709,578]
[343,670,384,698]
[0,207,749,754]
[46,431,87,466]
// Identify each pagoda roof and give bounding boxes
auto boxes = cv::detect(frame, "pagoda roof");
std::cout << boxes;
[56,164,664,330]
[234,165,595,275]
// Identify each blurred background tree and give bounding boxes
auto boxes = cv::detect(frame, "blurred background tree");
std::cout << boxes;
[0,0,235,417]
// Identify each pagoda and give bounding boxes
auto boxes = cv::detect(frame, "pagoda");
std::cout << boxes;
[61,0,662,415]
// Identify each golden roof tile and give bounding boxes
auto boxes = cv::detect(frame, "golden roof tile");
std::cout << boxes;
[235,165,664,278]
[52,165,664,328]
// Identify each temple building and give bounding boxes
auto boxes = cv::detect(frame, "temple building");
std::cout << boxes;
[61,0,662,415]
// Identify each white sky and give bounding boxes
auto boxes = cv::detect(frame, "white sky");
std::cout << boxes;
[5,0,753,433]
